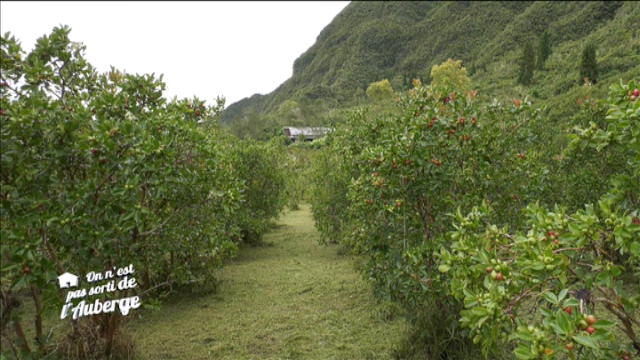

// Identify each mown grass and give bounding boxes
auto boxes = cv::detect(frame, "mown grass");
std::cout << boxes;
[126,204,408,359]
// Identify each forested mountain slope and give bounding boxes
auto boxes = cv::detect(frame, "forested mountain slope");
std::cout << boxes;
[222,1,639,137]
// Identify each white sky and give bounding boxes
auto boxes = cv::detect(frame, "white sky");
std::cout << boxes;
[0,1,349,107]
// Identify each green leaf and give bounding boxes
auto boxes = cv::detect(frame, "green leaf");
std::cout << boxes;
[543,291,558,305]
[514,345,534,359]
[438,264,450,273]
[572,335,598,349]
[594,319,616,329]
[558,288,568,302]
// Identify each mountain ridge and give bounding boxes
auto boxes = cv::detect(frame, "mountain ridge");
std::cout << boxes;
[222,1,639,138]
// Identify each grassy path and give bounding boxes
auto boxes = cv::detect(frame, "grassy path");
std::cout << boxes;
[128,204,407,359]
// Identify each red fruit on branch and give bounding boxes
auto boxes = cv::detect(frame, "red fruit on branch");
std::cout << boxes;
[547,231,558,238]
[563,306,573,315]
[632,217,640,225]
[446,129,456,136]
[458,117,465,125]
[495,272,505,281]
[365,199,373,205]
[431,158,442,166]
[586,315,596,325]
[633,88,639,97]
[429,117,437,128]
[565,343,574,351]
[513,99,522,108]
[485,266,494,273]
[90,148,99,155]
[585,326,596,334]
[471,117,477,125]
[516,153,525,159]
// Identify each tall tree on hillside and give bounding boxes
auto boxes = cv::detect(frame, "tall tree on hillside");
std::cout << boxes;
[536,31,552,70]
[579,42,598,84]
[518,42,535,85]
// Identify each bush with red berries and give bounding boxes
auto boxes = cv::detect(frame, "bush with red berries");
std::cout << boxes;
[0,27,287,359]
[310,76,550,357]
[440,80,639,358]
[311,67,639,358]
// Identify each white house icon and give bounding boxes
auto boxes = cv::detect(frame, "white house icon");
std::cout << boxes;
[57,272,79,289]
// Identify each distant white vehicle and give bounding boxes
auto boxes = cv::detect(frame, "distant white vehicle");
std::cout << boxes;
[283,126,332,142]
[58,272,79,289]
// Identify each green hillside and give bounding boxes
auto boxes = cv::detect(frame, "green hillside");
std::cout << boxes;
[222,1,639,138]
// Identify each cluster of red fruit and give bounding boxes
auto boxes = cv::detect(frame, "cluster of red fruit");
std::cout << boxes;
[546,230,560,245]
[485,266,505,281]
[630,88,639,101]
[561,308,601,352]
[564,307,598,335]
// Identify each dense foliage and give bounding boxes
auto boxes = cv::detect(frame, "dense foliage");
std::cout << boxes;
[231,138,288,243]
[309,59,639,359]
[0,27,287,359]
[441,80,639,359]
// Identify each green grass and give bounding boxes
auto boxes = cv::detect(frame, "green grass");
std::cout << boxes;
[126,204,408,359]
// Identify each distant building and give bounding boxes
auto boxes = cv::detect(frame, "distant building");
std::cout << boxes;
[283,127,332,142]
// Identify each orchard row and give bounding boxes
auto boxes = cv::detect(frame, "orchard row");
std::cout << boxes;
[310,67,639,359]
[1,27,289,358]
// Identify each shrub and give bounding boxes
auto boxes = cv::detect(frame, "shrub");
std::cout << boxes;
[310,63,547,357]
[0,26,286,359]
[440,80,639,359]
[232,138,288,244]
[366,79,394,102]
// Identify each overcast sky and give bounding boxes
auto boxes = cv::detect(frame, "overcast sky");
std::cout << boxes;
[0,1,349,107]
